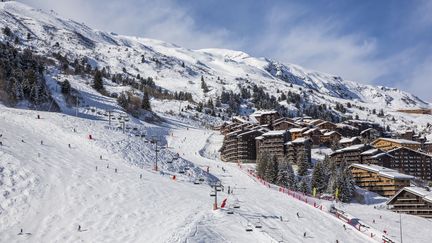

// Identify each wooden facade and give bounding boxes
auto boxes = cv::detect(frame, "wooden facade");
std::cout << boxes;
[330,144,373,165]
[386,147,432,180]
[387,187,432,218]
[256,130,290,162]
[350,164,413,197]
[371,138,421,152]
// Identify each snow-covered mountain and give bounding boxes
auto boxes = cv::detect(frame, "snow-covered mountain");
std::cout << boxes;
[0,1,429,111]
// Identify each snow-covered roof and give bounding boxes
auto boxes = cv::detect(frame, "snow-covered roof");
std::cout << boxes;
[387,187,432,205]
[287,137,311,144]
[360,148,379,155]
[350,163,414,180]
[387,146,432,157]
[262,130,287,137]
[334,144,367,153]
[255,136,264,140]
[226,130,242,136]
[339,137,360,144]
[303,128,319,135]
[323,131,339,136]
[360,128,376,135]
[370,152,393,159]
[232,116,248,124]
[237,129,261,137]
[250,110,278,117]
[373,138,421,145]
[289,127,308,133]
[336,123,359,130]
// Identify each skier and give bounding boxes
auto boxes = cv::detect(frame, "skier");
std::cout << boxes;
[343,224,346,230]
[296,212,300,218]
[115,168,118,173]
[100,155,102,160]
[19,228,23,235]
[107,164,109,168]
[280,216,283,221]
[40,140,43,145]
[78,225,81,232]
[21,139,25,143]
[228,186,231,194]
[373,219,375,223]
[303,232,307,238]
[95,166,98,171]
[73,128,76,133]
[140,174,142,179]
[68,144,71,148]
[0,141,2,146]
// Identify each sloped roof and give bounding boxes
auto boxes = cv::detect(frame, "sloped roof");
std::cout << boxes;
[387,186,432,205]
[372,137,421,145]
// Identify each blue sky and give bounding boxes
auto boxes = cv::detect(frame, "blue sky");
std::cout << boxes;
[21,0,432,101]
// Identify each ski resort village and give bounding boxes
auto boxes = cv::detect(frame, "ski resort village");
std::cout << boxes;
[1,1,432,243]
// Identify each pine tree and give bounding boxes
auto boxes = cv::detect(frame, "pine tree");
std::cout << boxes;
[256,152,270,178]
[297,149,309,176]
[265,155,278,183]
[60,79,71,95]
[117,92,128,109]
[276,158,288,187]
[311,161,327,194]
[298,177,310,194]
[93,70,104,91]
[141,92,151,111]
[339,167,355,202]
[201,76,209,93]
[286,162,297,190]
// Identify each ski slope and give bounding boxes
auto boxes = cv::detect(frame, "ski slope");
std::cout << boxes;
[167,126,373,243]
[0,106,222,243]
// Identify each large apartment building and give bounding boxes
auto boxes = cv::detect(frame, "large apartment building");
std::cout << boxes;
[237,130,264,163]
[256,130,290,162]
[386,186,432,218]
[329,144,373,165]
[350,163,413,197]
[250,110,280,125]
[371,138,421,152]
[386,147,432,180]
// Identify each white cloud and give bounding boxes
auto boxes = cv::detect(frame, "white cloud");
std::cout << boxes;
[254,6,388,83]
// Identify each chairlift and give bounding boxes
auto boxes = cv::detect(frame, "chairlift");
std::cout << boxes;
[210,192,216,197]
[233,204,240,209]
[184,167,190,170]
[227,209,234,215]
[245,223,253,232]
[255,220,262,229]
[193,179,200,185]
[132,127,138,131]
[167,159,173,164]
[199,178,205,182]
[216,187,222,192]
[179,170,185,174]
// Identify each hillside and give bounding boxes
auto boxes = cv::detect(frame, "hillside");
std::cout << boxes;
[0,1,431,135]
